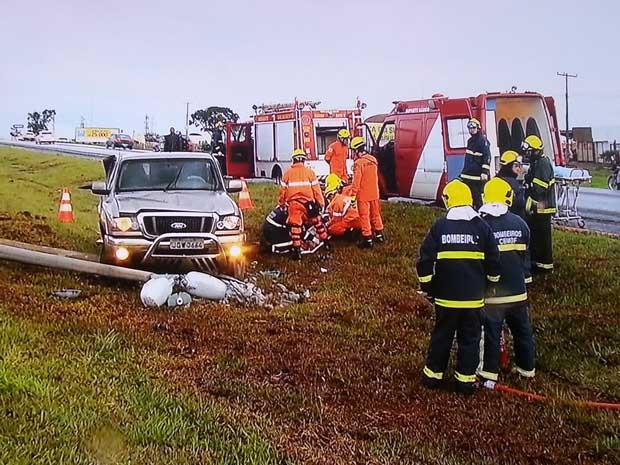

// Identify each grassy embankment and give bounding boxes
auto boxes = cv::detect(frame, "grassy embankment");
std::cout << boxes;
[0,146,618,465]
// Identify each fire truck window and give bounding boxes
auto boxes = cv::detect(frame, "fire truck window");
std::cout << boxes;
[511,119,525,152]
[378,123,395,147]
[231,125,247,143]
[446,118,469,149]
[526,118,541,137]
[497,119,511,155]
[315,127,339,157]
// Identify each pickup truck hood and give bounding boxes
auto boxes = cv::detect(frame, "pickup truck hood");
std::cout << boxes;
[106,191,238,217]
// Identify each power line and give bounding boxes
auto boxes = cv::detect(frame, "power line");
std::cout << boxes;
[557,72,577,157]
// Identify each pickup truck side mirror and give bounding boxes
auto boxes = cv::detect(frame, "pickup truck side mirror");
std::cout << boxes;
[91,181,110,195]
[227,179,243,193]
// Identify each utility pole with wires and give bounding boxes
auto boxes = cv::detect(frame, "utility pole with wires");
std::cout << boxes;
[557,72,577,159]
[185,102,190,138]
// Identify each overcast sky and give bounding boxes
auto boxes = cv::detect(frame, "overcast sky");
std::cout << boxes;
[1,0,619,140]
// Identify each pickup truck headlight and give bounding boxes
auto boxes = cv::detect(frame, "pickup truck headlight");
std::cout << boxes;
[216,215,241,231]
[110,216,140,232]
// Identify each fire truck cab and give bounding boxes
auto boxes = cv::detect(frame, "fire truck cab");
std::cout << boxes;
[224,100,364,181]
[364,92,564,202]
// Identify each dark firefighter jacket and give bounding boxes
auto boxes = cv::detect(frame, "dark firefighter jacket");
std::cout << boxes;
[479,204,531,304]
[499,175,527,221]
[461,133,491,180]
[524,154,556,214]
[416,206,501,308]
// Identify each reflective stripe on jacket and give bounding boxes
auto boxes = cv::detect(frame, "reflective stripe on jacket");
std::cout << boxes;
[481,210,531,304]
[416,208,501,308]
[461,133,491,178]
[278,163,325,208]
[525,154,556,215]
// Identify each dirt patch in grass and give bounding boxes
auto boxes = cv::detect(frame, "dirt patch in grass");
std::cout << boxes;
[0,211,71,249]
[0,257,617,465]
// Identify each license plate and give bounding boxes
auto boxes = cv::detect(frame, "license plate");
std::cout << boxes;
[170,238,204,250]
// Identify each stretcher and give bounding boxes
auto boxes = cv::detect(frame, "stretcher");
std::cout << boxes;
[552,166,592,228]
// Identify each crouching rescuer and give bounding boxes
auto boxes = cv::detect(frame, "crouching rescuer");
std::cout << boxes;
[417,179,501,394]
[478,177,536,387]
[278,148,329,260]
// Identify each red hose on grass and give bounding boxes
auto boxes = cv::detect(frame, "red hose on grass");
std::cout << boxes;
[493,383,620,411]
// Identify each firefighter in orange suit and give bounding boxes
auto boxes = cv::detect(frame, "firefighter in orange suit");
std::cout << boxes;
[278,148,329,259]
[325,129,350,181]
[349,136,384,248]
[324,174,361,237]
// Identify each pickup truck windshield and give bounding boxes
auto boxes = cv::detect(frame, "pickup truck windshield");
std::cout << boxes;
[117,159,222,192]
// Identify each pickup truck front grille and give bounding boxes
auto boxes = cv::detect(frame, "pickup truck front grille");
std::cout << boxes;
[143,215,214,236]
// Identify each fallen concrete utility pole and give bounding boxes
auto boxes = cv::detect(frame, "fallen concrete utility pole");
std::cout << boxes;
[0,243,152,282]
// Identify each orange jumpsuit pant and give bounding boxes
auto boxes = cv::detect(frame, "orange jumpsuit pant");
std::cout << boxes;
[328,213,361,236]
[287,200,328,248]
[357,199,383,238]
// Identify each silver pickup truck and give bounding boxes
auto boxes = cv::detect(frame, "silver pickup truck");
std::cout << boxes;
[91,151,247,278]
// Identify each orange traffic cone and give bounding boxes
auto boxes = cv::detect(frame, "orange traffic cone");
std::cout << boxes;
[58,188,75,223]
[238,178,254,210]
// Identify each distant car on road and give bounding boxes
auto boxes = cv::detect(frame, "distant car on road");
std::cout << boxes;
[21,131,36,142]
[106,133,134,150]
[35,131,55,144]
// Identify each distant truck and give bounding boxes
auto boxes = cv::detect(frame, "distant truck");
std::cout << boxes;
[361,92,564,201]
[220,99,364,180]
[76,127,121,144]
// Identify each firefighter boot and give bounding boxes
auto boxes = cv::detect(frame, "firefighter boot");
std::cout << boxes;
[375,231,386,243]
[456,380,476,395]
[359,236,373,249]
[421,374,441,390]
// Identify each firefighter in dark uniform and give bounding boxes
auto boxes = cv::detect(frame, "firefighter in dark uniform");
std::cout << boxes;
[497,150,527,221]
[417,179,501,395]
[261,205,291,253]
[460,118,491,210]
[478,177,535,387]
[522,135,556,272]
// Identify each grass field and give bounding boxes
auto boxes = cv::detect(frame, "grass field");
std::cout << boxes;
[1,146,619,465]
[571,162,611,189]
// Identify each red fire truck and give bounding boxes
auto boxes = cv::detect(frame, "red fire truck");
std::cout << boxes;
[222,99,364,180]
[362,91,564,202]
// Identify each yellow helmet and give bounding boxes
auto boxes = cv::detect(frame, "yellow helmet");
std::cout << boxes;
[467,118,481,129]
[292,148,307,161]
[483,177,513,207]
[500,150,522,165]
[350,136,365,151]
[324,174,343,195]
[337,129,351,139]
[522,135,543,151]
[442,179,473,209]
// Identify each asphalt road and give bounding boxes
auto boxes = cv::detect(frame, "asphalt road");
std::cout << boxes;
[2,139,619,234]
[0,140,149,159]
